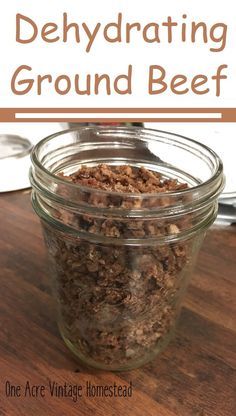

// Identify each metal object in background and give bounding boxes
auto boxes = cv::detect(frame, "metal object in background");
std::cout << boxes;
[0,134,32,159]
[0,134,33,193]
[217,201,236,225]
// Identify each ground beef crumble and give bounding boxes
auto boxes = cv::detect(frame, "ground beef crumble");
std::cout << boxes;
[43,164,190,369]
[60,164,188,194]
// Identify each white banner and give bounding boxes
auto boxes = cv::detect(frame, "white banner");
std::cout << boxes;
[0,0,235,109]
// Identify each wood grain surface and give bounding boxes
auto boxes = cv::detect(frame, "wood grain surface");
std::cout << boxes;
[0,190,235,416]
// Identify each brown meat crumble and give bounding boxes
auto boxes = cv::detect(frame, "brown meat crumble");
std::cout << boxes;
[43,164,190,369]
[61,164,188,194]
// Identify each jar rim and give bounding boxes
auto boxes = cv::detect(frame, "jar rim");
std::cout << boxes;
[31,125,224,200]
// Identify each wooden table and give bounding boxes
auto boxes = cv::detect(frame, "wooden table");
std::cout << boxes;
[0,190,235,416]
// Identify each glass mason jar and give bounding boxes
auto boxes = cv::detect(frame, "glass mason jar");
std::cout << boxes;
[30,126,224,371]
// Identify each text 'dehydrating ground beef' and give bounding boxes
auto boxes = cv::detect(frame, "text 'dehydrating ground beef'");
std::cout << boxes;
[43,164,190,370]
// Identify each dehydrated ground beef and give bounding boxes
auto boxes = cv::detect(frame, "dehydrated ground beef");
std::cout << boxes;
[43,164,190,369]
[60,164,188,194]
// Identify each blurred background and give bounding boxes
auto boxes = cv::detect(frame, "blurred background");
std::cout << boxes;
[0,121,235,225]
